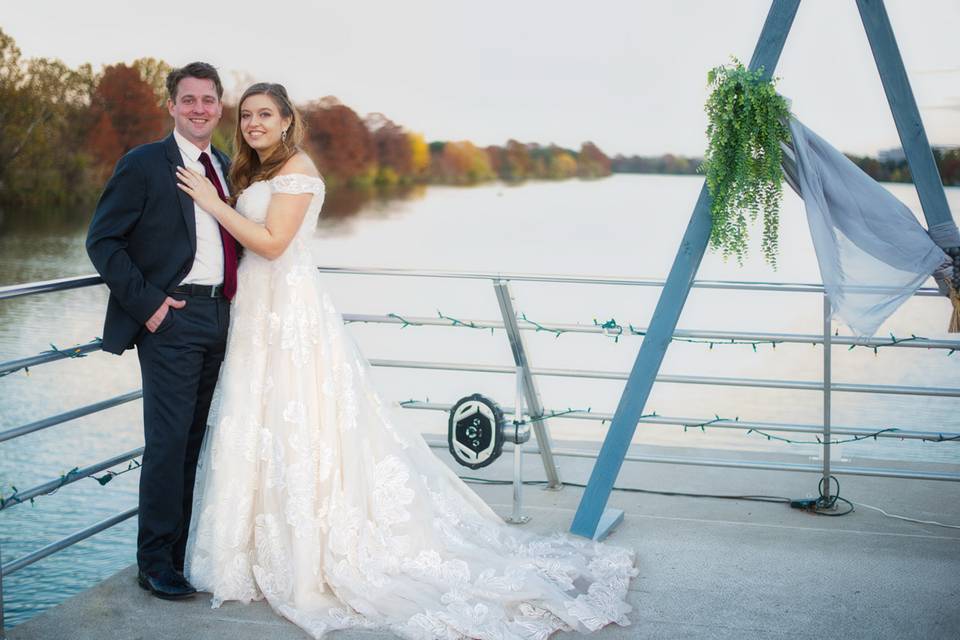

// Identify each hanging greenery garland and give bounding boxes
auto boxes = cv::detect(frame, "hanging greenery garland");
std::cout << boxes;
[702,58,791,267]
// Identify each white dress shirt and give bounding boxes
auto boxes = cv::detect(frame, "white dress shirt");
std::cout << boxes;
[174,129,230,286]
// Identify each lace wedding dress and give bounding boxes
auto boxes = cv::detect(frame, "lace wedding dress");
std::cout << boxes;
[185,173,639,639]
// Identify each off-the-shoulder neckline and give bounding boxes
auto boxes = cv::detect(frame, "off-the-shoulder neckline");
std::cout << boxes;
[239,173,325,199]
[270,172,324,182]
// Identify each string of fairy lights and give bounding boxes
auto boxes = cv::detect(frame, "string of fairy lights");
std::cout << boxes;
[398,400,959,445]
[1,459,141,509]
[1,310,954,382]
[1,310,955,506]
[350,309,956,355]
[0,341,99,378]
[7,405,956,510]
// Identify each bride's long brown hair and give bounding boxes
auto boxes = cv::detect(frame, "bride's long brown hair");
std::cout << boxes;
[228,82,306,203]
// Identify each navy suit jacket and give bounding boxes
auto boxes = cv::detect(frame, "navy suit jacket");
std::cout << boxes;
[86,134,232,354]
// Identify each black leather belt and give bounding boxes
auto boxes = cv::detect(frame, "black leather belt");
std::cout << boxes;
[170,283,224,298]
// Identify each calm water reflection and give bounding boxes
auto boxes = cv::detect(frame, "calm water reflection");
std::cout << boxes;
[2,175,958,628]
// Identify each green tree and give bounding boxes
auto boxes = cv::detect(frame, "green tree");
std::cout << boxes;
[0,28,97,214]
[132,57,173,107]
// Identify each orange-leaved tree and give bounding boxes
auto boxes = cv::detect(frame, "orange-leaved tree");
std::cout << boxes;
[86,63,168,173]
[301,96,376,187]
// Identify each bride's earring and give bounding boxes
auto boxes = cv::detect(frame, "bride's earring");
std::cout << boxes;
[281,129,288,144]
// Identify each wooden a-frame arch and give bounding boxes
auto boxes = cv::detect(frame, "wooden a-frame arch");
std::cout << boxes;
[570,0,957,540]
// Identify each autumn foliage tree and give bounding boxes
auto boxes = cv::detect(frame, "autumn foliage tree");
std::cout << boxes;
[429,141,495,184]
[545,145,578,179]
[86,63,168,171]
[483,140,586,181]
[0,28,97,214]
[407,132,430,178]
[365,112,413,184]
[488,139,536,181]
[577,141,612,178]
[301,97,376,187]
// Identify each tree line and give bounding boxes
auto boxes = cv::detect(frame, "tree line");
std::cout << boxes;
[0,31,613,222]
[611,149,960,186]
[1,28,955,226]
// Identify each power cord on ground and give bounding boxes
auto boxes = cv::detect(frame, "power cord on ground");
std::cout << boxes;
[459,473,959,529]
[458,474,860,521]
[788,475,854,516]
[459,476,794,504]
[852,501,960,529]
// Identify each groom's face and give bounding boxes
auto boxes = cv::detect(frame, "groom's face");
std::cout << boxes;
[168,77,223,148]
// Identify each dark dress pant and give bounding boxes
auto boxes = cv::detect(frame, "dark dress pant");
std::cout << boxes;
[135,294,229,574]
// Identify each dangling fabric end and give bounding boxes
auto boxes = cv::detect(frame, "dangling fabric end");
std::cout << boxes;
[928,223,960,333]
[947,282,960,333]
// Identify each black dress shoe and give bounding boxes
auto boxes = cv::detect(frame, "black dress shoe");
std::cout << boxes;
[137,568,197,600]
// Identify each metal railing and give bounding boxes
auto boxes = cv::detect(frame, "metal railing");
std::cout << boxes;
[2,267,959,631]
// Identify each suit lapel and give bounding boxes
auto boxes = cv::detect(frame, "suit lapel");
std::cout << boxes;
[164,134,197,256]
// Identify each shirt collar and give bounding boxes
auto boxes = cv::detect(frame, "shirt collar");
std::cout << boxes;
[173,129,213,162]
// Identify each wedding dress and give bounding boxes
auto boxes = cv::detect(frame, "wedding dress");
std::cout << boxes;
[185,173,639,639]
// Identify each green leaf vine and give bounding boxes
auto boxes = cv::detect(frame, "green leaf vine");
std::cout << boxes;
[702,58,791,267]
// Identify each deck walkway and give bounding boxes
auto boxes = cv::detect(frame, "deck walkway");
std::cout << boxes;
[8,443,960,639]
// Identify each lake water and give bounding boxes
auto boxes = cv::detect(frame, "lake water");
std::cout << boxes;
[1,174,958,629]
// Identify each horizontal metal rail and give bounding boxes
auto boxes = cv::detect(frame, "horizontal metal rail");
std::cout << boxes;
[0,275,103,301]
[420,436,960,482]
[5,320,954,383]
[0,447,144,511]
[0,391,142,443]
[345,314,960,350]
[0,340,104,376]
[400,401,959,443]
[0,269,946,299]
[1,507,138,576]
[318,266,946,296]
[369,358,960,397]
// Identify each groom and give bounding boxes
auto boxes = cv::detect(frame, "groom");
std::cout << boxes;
[86,61,237,600]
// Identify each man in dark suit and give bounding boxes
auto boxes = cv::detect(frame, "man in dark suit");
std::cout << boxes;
[86,61,238,600]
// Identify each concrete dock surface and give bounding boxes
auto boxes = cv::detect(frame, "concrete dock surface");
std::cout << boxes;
[8,443,960,639]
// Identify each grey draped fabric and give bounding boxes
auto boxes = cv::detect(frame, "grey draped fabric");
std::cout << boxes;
[780,117,949,337]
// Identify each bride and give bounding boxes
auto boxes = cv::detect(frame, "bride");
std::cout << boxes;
[175,82,638,639]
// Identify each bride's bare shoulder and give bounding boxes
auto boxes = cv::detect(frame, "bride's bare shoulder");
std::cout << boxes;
[277,152,321,179]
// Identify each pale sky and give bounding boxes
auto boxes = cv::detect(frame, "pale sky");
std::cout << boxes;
[4,0,958,157]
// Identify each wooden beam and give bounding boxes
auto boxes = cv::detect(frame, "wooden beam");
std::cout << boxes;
[569,0,802,539]
[857,0,955,228]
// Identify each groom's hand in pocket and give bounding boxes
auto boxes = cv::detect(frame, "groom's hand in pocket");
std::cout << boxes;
[146,296,187,333]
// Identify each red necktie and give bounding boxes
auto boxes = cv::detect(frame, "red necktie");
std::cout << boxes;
[198,152,238,300]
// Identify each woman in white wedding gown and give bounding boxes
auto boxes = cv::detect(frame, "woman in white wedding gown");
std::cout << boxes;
[176,82,638,640]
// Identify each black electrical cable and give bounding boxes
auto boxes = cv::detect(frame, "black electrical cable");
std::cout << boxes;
[458,477,792,505]
[813,475,855,516]
[457,475,856,516]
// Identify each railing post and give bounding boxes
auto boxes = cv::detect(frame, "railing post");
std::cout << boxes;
[492,279,562,488]
[505,366,531,524]
[822,294,833,503]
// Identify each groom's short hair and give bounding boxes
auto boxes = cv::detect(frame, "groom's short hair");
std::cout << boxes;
[166,62,224,102]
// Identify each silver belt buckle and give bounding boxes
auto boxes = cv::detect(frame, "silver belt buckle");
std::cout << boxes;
[210,285,219,298]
